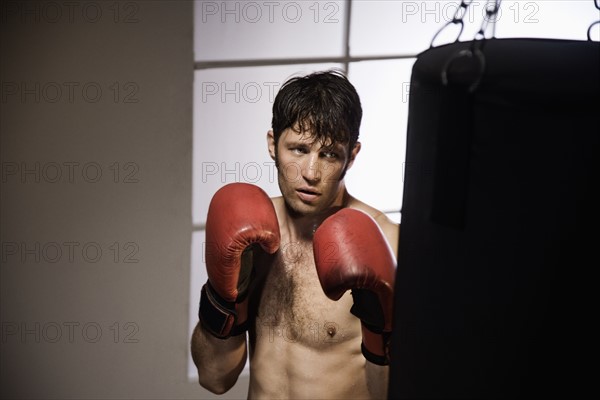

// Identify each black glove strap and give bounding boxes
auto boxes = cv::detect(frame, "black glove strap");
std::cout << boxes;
[230,319,249,337]
[199,282,247,339]
[361,342,390,366]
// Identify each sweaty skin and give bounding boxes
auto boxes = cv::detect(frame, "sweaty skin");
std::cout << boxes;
[248,196,398,399]
[192,127,399,399]
[245,128,399,399]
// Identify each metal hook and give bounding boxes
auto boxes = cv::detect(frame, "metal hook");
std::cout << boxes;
[441,47,486,93]
[588,20,600,41]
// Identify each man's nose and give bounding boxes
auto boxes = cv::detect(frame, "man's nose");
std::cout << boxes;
[301,153,321,183]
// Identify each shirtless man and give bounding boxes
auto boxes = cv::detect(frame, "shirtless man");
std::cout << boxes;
[191,70,399,399]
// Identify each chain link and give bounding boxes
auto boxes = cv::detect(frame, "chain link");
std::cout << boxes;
[589,0,600,41]
[430,0,475,48]
[474,0,502,41]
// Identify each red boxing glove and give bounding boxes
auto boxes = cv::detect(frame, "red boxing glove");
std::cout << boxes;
[199,183,280,338]
[313,208,396,365]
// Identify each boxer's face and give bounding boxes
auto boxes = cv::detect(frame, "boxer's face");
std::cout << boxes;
[267,128,360,216]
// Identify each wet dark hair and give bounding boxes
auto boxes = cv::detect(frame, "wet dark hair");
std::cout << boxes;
[271,70,362,150]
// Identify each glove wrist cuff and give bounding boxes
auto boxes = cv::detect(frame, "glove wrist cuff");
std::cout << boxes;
[198,282,248,339]
[360,323,391,366]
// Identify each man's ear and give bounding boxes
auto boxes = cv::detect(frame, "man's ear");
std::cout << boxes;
[267,130,276,161]
[345,141,361,171]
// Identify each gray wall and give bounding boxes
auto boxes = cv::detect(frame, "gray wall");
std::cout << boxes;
[0,1,248,398]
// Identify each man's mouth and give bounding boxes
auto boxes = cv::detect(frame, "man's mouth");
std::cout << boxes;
[296,187,321,202]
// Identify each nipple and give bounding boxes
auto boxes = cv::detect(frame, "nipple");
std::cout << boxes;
[326,324,337,337]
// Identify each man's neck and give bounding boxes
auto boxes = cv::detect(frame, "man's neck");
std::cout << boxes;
[283,190,351,243]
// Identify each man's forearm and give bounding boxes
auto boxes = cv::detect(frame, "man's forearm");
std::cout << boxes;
[365,362,389,399]
[191,322,247,394]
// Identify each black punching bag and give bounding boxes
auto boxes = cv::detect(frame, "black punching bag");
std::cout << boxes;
[389,38,599,398]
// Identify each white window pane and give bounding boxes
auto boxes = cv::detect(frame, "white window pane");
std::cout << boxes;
[346,59,416,214]
[194,0,346,61]
[351,1,597,57]
[495,1,598,41]
[351,1,484,56]
[192,63,343,225]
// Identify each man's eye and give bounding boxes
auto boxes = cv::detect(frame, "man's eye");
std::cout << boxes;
[291,147,306,154]
[322,151,338,159]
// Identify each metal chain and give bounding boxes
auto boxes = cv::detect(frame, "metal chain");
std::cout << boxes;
[438,0,502,92]
[588,0,600,41]
[430,0,474,48]
[474,0,502,41]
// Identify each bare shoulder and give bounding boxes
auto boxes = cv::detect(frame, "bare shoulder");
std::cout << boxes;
[347,197,400,256]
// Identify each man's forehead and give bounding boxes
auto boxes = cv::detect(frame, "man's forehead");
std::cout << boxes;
[284,128,347,149]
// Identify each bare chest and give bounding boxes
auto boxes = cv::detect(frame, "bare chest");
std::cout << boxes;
[252,241,357,347]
